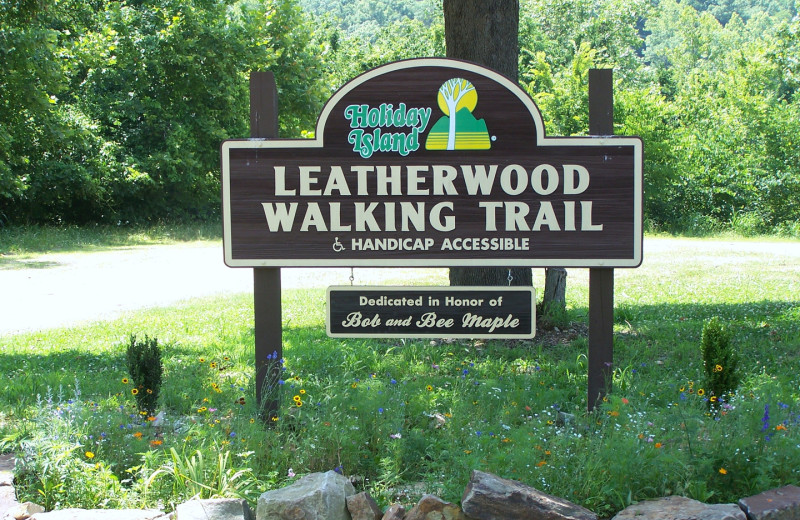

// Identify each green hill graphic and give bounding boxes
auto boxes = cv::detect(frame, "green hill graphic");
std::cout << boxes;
[426,107,491,150]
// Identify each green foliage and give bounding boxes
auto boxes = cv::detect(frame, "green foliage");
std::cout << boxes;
[700,318,741,402]
[316,13,444,92]
[523,42,597,137]
[1,0,324,225]
[770,13,799,100]
[145,447,259,507]
[126,334,163,415]
[15,440,126,511]
[510,0,793,235]
[646,3,800,232]
[2,239,799,514]
[3,0,800,232]
[299,0,436,41]
[615,87,682,229]
[0,3,67,214]
[683,0,796,24]
[519,0,650,75]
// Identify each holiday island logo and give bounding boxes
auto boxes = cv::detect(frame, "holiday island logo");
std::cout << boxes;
[426,78,492,151]
[344,78,491,159]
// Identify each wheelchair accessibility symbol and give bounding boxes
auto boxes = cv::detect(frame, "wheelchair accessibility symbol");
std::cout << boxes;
[333,237,345,252]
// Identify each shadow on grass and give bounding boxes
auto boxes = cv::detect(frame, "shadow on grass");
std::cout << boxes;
[0,258,64,270]
[1,299,796,413]
[0,343,222,414]
[275,299,799,373]
[615,300,799,326]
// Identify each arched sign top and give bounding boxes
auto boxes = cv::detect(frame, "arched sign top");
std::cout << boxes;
[314,58,549,155]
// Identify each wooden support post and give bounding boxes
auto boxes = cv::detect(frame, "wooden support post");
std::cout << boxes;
[249,71,282,419]
[587,69,615,411]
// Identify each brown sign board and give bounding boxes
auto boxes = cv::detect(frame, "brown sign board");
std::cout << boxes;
[222,59,642,268]
[327,286,536,339]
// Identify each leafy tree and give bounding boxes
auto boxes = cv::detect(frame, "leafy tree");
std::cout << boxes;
[519,0,650,79]
[640,0,800,232]
[0,0,66,218]
[70,0,323,222]
[318,15,444,92]
[684,0,796,24]
[644,0,731,73]
[299,0,436,41]
[770,8,799,100]
[524,42,598,137]
[1,0,325,224]
[615,86,683,229]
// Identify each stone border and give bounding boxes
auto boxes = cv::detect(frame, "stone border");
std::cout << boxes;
[2,457,799,520]
[0,454,19,518]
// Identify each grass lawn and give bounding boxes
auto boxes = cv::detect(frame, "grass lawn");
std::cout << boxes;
[0,222,221,260]
[0,231,798,517]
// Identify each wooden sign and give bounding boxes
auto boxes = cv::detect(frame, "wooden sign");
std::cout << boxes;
[327,286,536,339]
[222,59,642,267]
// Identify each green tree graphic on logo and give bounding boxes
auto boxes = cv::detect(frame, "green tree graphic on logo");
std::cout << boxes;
[426,78,491,150]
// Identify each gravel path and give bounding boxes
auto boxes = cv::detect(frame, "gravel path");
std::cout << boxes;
[0,243,448,335]
[1,237,798,336]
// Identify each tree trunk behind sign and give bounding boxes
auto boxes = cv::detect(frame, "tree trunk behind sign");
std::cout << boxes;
[443,1,519,81]
[444,0,532,289]
[542,267,567,314]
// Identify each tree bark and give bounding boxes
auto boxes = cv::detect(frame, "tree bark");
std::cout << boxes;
[443,0,531,288]
[443,0,519,81]
[542,267,567,314]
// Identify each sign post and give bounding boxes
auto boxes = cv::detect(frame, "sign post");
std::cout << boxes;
[587,69,616,411]
[249,71,282,420]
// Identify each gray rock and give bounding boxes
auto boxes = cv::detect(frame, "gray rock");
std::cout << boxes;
[556,412,575,427]
[175,498,253,520]
[5,502,45,520]
[0,453,15,512]
[0,455,14,473]
[738,485,800,520]
[405,495,467,520]
[0,471,13,488]
[461,470,596,520]
[612,496,746,520]
[429,414,447,430]
[380,504,406,520]
[346,492,382,520]
[0,485,18,519]
[256,470,356,520]
[29,509,167,520]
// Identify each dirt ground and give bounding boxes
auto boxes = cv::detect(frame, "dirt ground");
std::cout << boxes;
[1,237,798,336]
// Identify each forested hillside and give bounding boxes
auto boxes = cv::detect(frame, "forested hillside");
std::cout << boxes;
[1,0,798,235]
[299,0,436,40]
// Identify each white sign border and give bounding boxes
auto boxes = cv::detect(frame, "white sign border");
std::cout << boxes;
[326,285,537,339]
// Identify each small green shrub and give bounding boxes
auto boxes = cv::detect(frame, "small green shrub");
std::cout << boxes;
[700,318,741,403]
[126,334,163,415]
